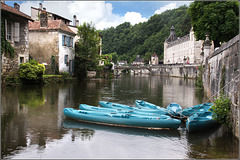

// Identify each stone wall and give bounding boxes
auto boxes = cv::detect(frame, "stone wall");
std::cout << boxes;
[203,34,239,139]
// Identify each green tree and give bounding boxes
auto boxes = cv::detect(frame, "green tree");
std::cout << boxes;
[188,1,239,48]
[74,22,101,80]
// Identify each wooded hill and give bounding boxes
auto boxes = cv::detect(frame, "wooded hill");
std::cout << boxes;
[100,5,192,63]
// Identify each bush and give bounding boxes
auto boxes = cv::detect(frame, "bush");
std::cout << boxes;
[19,60,45,80]
[211,94,232,127]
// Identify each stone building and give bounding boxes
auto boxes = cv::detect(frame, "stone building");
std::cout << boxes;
[28,6,76,74]
[1,2,33,73]
[132,55,145,66]
[164,26,214,65]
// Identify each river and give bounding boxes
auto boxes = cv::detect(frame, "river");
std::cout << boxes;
[1,74,239,159]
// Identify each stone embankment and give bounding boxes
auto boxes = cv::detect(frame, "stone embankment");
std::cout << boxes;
[203,34,239,139]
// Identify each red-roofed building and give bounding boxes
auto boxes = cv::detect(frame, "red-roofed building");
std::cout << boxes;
[150,52,159,65]
[1,2,34,73]
[28,6,76,75]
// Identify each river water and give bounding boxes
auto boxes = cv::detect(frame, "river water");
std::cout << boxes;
[1,74,239,159]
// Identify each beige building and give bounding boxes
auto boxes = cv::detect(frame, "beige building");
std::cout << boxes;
[164,26,213,65]
[150,52,159,65]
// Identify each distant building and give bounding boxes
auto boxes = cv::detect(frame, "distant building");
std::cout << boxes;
[150,52,159,65]
[1,2,34,73]
[163,26,214,65]
[117,61,127,66]
[29,6,76,74]
[132,55,144,66]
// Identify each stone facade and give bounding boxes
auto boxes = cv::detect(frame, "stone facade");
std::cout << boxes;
[1,2,33,73]
[203,34,239,139]
[164,26,214,65]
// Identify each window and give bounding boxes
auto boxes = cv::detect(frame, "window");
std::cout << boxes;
[5,20,20,42]
[14,22,20,42]
[64,55,68,66]
[66,36,70,47]
[62,35,66,46]
[6,20,12,41]
[20,57,24,64]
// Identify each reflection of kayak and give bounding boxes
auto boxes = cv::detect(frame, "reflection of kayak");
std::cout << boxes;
[99,101,167,114]
[167,103,182,116]
[181,103,212,117]
[186,111,219,132]
[135,100,169,115]
[63,108,181,129]
[79,104,168,117]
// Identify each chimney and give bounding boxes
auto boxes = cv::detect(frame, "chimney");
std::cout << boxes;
[73,15,77,26]
[40,10,48,27]
[76,20,79,26]
[14,3,20,11]
[43,7,46,11]
[39,3,42,10]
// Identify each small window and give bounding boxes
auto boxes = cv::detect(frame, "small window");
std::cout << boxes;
[20,57,24,64]
[6,20,13,41]
[64,55,68,65]
[62,35,66,46]
[66,36,70,47]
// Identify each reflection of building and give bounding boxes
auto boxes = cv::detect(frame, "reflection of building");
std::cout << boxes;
[29,4,76,74]
[164,26,213,64]
[1,2,33,73]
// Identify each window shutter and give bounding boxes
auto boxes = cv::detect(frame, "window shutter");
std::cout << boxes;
[66,36,69,47]
[71,38,73,47]
[62,35,65,46]
[14,22,20,42]
[11,23,14,41]
[64,55,68,64]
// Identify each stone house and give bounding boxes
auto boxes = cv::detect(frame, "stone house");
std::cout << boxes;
[164,26,214,65]
[1,2,34,73]
[28,7,76,75]
[150,52,159,65]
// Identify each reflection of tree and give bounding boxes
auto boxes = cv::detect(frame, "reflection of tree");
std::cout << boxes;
[19,86,45,107]
[71,129,95,141]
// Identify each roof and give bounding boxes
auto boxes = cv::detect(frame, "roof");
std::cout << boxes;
[152,52,158,58]
[1,2,34,21]
[31,6,71,22]
[29,20,76,35]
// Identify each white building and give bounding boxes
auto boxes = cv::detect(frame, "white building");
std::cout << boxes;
[164,26,213,65]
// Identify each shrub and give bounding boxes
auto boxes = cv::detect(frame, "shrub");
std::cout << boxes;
[211,94,232,127]
[19,60,45,80]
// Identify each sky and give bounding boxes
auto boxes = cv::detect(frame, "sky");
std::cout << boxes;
[5,1,192,30]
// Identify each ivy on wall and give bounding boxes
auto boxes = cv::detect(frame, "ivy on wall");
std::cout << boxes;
[1,18,15,58]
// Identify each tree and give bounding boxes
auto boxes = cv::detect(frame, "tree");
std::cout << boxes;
[188,1,239,48]
[74,22,101,80]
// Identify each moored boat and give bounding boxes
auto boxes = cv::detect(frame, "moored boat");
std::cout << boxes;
[135,100,169,115]
[79,104,167,117]
[167,103,182,116]
[63,108,181,129]
[186,111,219,132]
[181,103,212,117]
[99,101,169,115]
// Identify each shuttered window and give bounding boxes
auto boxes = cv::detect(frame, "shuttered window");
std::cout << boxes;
[14,22,20,42]
[64,55,68,64]
[66,36,70,47]
[62,35,65,46]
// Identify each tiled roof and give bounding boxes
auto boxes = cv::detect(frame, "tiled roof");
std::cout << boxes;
[29,20,75,35]
[1,2,34,21]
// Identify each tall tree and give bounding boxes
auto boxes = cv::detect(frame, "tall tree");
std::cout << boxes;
[188,1,239,48]
[74,22,101,80]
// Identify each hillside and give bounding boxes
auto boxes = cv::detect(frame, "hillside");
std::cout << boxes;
[101,5,191,63]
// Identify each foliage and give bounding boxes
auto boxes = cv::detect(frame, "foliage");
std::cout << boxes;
[19,88,45,107]
[74,22,101,80]
[1,18,15,58]
[188,1,239,47]
[195,65,203,90]
[211,94,232,127]
[101,5,191,63]
[19,59,45,80]
[50,55,58,74]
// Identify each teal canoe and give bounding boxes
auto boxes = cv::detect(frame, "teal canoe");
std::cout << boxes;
[63,108,181,129]
[135,100,169,115]
[186,111,219,132]
[79,104,168,117]
[181,103,212,117]
[99,101,168,114]
[167,103,182,116]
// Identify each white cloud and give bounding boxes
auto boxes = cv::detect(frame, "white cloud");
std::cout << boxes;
[19,1,148,30]
[154,1,191,15]
[154,2,177,14]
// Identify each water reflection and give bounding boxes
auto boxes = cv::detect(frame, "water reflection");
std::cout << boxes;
[1,75,239,159]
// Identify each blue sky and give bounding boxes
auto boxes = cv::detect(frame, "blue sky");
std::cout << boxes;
[5,1,192,29]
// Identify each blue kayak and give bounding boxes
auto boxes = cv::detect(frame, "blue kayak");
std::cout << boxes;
[186,111,219,132]
[63,108,181,129]
[99,101,168,115]
[181,103,212,117]
[167,103,182,116]
[79,104,168,117]
[135,100,169,115]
